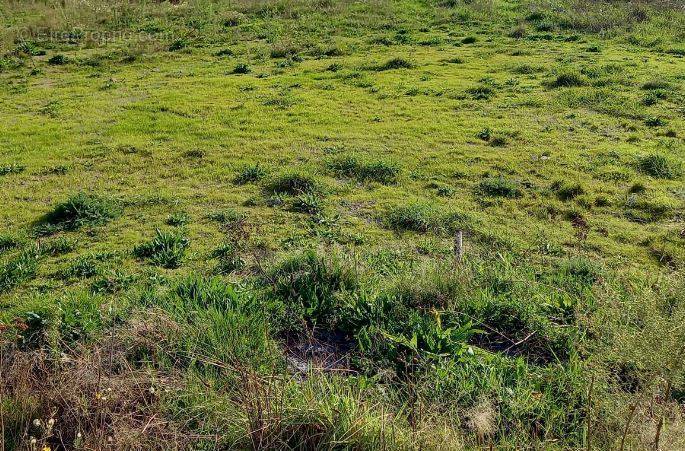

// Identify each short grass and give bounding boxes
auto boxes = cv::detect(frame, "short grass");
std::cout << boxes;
[1,0,684,449]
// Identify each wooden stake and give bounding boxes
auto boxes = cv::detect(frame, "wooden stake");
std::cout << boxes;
[619,403,638,451]
[587,375,595,451]
[455,230,464,262]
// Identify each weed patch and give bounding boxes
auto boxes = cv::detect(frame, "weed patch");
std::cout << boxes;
[328,155,399,184]
[0,163,25,176]
[268,250,358,327]
[134,229,190,268]
[478,176,523,198]
[233,63,251,74]
[290,191,326,215]
[551,181,585,200]
[211,242,245,274]
[34,193,121,236]
[637,153,682,179]
[264,172,319,195]
[0,249,39,293]
[0,234,20,254]
[375,57,414,71]
[548,70,587,88]
[234,163,267,185]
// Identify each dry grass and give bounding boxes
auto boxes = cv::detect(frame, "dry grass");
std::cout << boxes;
[0,315,190,450]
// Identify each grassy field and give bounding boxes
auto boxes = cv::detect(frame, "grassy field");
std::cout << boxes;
[1,0,684,449]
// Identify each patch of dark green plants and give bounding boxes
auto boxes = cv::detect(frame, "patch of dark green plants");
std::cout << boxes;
[328,155,400,184]
[267,250,358,329]
[168,38,188,51]
[234,163,267,185]
[48,54,69,65]
[466,85,494,100]
[644,116,665,127]
[641,79,672,91]
[642,91,666,106]
[42,165,69,175]
[182,149,205,159]
[0,234,20,254]
[270,45,301,59]
[489,136,508,147]
[454,262,577,363]
[34,193,121,236]
[375,57,414,71]
[215,48,233,57]
[623,194,674,223]
[637,153,682,179]
[39,237,77,256]
[166,212,190,227]
[264,172,319,195]
[373,312,477,373]
[551,180,585,201]
[0,248,39,293]
[385,203,472,235]
[16,311,50,350]
[290,191,326,215]
[478,176,523,198]
[477,127,492,141]
[547,69,587,88]
[208,208,246,227]
[232,63,251,74]
[14,41,46,56]
[211,242,245,274]
[0,163,25,176]
[133,228,189,269]
[90,270,134,294]
[59,253,113,281]
[427,181,454,197]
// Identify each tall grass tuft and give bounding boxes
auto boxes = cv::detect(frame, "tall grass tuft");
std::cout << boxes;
[35,193,121,236]
[134,229,190,268]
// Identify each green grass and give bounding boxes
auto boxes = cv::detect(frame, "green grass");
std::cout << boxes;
[33,193,121,236]
[1,0,684,449]
[133,228,190,268]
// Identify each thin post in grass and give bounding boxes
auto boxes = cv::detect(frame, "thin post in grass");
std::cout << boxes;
[620,402,638,451]
[454,230,464,263]
[587,375,595,451]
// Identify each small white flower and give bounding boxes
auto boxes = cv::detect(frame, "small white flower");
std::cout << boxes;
[47,418,55,427]
[77,432,82,439]
[32,419,41,427]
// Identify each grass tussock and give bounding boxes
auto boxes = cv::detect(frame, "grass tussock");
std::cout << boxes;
[478,176,523,198]
[133,229,190,268]
[385,203,473,234]
[0,249,39,293]
[328,155,400,184]
[264,172,320,195]
[637,153,682,179]
[35,193,121,236]
[234,163,267,185]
